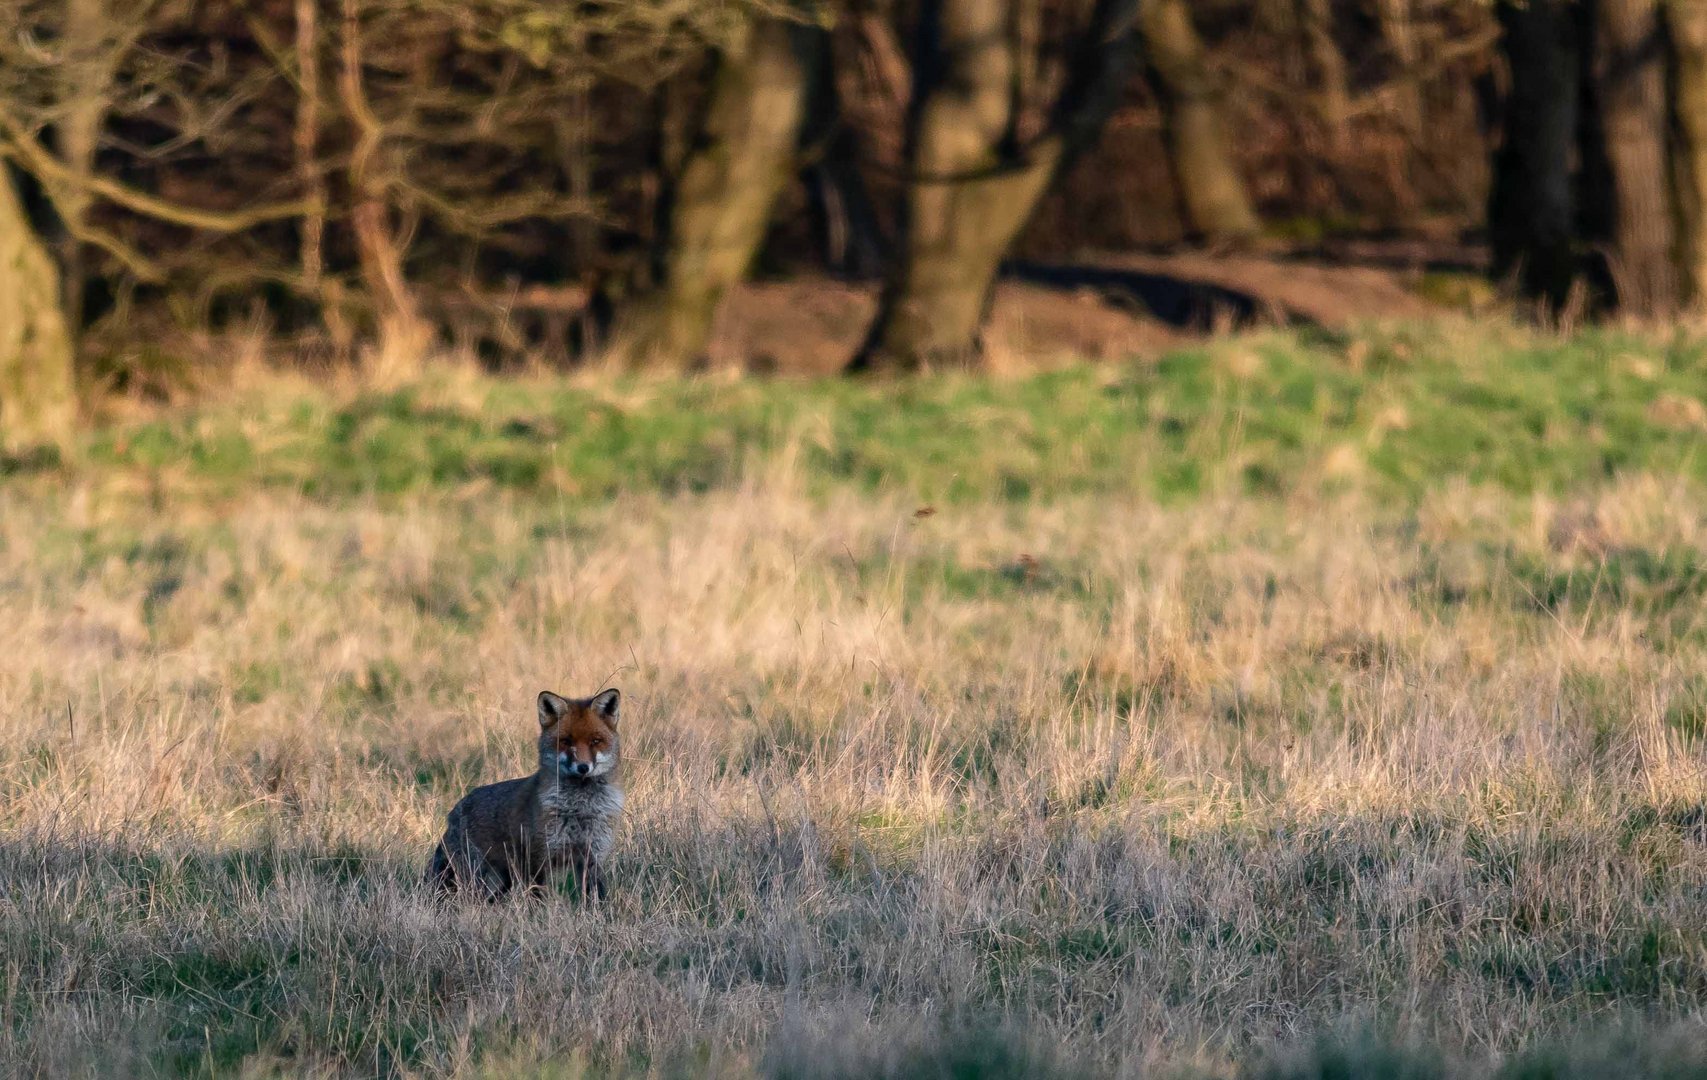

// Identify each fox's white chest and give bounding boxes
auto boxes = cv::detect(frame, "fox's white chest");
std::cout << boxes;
[536,782,623,860]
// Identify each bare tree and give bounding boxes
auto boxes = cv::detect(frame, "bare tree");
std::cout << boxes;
[803,24,889,278]
[0,168,77,454]
[1492,0,1694,317]
[0,0,300,447]
[602,14,819,372]
[56,0,137,336]
[1299,0,1351,148]
[294,0,328,293]
[1670,0,1707,306]
[1140,0,1259,245]
[1586,0,1676,316]
[337,0,433,381]
[852,0,1141,372]
[1489,0,1582,308]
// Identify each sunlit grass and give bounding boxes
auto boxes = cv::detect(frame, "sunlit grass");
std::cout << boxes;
[63,321,1707,507]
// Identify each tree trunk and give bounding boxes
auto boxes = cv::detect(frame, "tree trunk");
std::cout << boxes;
[853,0,1141,372]
[602,17,816,372]
[339,0,430,382]
[1586,0,1677,316]
[1376,0,1425,138]
[806,142,889,278]
[57,0,113,338]
[1375,0,1424,223]
[855,0,1038,371]
[1140,0,1260,246]
[1668,0,1707,307]
[1298,0,1351,149]
[804,29,889,278]
[1489,0,1582,308]
[0,170,77,455]
[350,199,431,381]
[295,0,327,290]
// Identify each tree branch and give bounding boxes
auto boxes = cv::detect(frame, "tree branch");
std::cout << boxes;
[0,115,319,232]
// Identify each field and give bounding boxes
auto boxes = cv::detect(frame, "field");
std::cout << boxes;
[1,321,1705,1077]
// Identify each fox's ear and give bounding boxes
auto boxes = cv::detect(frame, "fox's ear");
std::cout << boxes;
[537,690,571,728]
[587,688,620,725]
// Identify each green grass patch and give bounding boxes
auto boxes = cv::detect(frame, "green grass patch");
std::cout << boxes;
[56,327,1707,507]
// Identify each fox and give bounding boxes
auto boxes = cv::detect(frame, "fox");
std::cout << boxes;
[424,688,623,901]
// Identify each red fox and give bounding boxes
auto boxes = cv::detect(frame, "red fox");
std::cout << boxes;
[424,688,623,901]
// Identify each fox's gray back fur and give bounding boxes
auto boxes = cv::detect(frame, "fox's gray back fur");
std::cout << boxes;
[425,688,622,900]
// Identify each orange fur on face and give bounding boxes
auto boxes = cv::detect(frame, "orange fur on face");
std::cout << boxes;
[536,688,621,776]
[551,708,616,764]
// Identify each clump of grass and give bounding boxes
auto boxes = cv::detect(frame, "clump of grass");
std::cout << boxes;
[1243,1021,1707,1080]
[1247,1027,1451,1080]
[1496,1021,1707,1079]
[764,1015,1094,1080]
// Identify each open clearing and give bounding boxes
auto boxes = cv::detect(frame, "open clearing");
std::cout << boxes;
[1,323,1704,1077]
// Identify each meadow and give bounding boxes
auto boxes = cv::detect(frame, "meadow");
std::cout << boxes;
[1,321,1705,1077]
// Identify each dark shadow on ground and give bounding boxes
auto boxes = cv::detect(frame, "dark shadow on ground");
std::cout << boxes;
[1006,260,1270,330]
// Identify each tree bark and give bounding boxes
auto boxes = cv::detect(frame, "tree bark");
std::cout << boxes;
[856,0,1037,371]
[1140,0,1260,246]
[1585,0,1677,316]
[1668,0,1707,307]
[57,0,113,338]
[852,0,1141,372]
[295,0,326,290]
[602,17,816,372]
[1489,0,1583,308]
[804,28,888,278]
[339,0,430,382]
[0,169,77,455]
[1376,0,1425,138]
[1298,0,1350,148]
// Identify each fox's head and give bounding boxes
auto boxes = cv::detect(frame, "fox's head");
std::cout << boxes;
[537,688,620,782]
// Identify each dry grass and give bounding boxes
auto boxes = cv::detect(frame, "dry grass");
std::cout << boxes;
[1,344,1705,1077]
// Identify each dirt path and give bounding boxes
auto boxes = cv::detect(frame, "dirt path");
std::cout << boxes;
[707,252,1453,374]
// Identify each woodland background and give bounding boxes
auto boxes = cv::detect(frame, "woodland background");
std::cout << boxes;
[8,0,1707,448]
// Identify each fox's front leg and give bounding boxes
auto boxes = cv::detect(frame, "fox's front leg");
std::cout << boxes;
[566,847,606,903]
[519,852,596,901]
